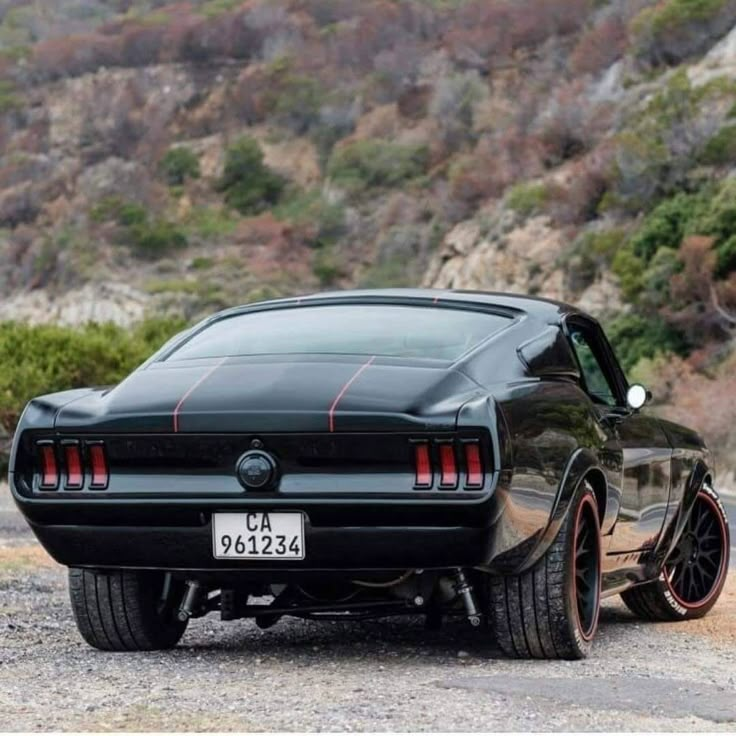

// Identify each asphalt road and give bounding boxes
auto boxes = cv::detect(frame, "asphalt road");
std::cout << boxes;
[1,485,735,731]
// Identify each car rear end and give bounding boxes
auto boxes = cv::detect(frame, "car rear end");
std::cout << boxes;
[8,295,564,651]
[11,424,500,576]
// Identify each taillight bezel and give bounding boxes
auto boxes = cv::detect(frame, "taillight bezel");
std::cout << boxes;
[61,440,84,490]
[437,442,459,490]
[37,440,59,491]
[87,441,109,490]
[462,440,485,490]
[412,441,433,489]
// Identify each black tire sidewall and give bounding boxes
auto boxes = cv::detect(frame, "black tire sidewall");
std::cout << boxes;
[563,483,602,658]
[69,569,187,651]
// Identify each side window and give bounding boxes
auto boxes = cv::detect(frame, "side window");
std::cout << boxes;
[568,326,618,407]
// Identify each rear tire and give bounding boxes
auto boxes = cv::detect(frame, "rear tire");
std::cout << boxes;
[621,483,729,621]
[69,568,188,651]
[488,480,602,659]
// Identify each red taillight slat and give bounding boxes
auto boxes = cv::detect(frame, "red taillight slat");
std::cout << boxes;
[63,443,83,490]
[464,442,484,489]
[88,443,109,489]
[439,443,458,489]
[414,443,432,488]
[38,442,59,490]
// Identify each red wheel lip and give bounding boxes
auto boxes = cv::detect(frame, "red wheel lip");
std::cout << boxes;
[664,491,729,610]
[572,494,602,642]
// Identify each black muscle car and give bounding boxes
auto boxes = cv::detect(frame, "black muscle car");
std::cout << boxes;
[9,290,730,659]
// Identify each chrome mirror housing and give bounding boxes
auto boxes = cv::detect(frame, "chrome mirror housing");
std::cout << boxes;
[626,384,649,411]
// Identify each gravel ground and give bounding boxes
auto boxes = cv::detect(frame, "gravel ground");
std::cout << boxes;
[1,485,735,732]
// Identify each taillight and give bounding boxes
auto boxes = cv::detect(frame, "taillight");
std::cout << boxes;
[414,442,432,488]
[411,437,487,490]
[88,443,109,490]
[62,442,84,490]
[35,439,109,491]
[464,442,484,489]
[37,441,59,490]
[438,443,458,489]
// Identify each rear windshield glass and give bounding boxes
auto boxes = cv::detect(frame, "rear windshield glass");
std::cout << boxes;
[167,305,510,362]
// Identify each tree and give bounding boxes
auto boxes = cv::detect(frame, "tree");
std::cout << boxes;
[160,146,200,186]
[218,137,286,215]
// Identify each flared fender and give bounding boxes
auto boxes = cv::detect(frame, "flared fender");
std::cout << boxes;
[516,448,605,572]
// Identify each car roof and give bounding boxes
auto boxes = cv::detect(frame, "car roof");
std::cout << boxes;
[217,288,588,325]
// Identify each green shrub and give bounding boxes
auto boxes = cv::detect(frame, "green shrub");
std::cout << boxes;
[605,313,688,373]
[611,245,647,303]
[688,178,736,275]
[128,219,187,258]
[690,178,736,239]
[715,234,736,275]
[218,137,286,215]
[191,256,215,270]
[0,79,21,112]
[266,74,325,135]
[118,202,148,228]
[608,130,670,214]
[185,206,238,239]
[610,73,736,211]
[506,182,549,217]
[90,197,146,227]
[636,0,728,34]
[642,246,682,302]
[160,146,200,186]
[273,189,345,247]
[699,124,736,165]
[198,0,242,17]
[563,229,626,292]
[0,318,186,471]
[0,45,30,63]
[312,246,342,286]
[629,192,704,261]
[615,178,736,288]
[631,0,732,65]
[326,140,429,196]
[90,197,187,258]
[359,257,413,288]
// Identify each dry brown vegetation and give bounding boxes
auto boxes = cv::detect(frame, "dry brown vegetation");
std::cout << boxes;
[2,1,736,465]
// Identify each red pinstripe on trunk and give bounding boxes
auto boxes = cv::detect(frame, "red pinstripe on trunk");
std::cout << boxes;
[172,357,227,433]
[328,356,376,433]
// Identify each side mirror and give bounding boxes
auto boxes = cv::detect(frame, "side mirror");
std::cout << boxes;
[626,384,649,411]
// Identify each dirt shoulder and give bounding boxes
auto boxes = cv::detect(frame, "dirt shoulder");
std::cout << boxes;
[1,535,735,731]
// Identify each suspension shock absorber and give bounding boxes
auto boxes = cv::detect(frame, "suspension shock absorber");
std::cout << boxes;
[177,581,204,622]
[453,568,481,627]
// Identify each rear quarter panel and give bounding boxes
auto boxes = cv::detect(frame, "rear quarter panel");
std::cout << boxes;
[487,379,610,572]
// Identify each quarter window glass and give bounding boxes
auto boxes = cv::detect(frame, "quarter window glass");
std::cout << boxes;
[569,328,617,406]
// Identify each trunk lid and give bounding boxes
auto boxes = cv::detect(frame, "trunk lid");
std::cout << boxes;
[54,354,483,434]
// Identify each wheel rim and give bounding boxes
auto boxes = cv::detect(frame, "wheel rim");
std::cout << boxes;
[665,492,727,608]
[574,497,601,640]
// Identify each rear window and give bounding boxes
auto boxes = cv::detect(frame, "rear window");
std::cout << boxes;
[167,305,510,362]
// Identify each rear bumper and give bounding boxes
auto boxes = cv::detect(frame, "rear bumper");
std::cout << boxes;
[12,481,499,573]
[28,520,492,572]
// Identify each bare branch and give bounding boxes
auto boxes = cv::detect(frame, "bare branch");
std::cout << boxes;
[710,284,736,327]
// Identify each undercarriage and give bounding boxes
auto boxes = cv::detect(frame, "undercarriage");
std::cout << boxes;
[172,568,483,629]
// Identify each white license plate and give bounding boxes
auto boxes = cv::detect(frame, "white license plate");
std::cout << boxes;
[212,512,305,560]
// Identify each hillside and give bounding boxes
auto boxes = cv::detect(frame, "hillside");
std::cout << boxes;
[2,0,736,471]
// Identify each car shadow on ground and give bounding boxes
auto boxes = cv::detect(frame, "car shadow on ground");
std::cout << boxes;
[177,602,640,660]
